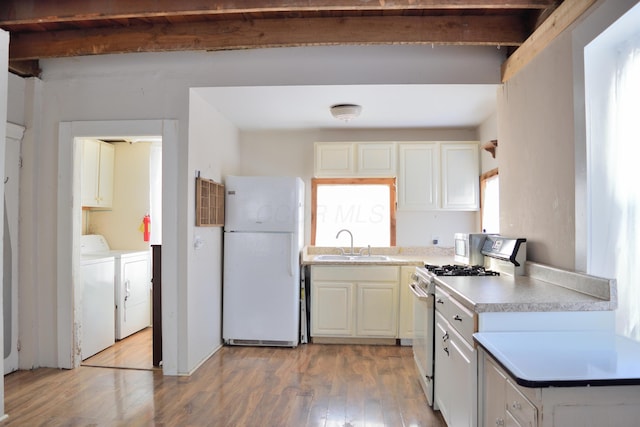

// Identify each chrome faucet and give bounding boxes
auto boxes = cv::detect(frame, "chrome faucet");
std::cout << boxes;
[336,229,354,256]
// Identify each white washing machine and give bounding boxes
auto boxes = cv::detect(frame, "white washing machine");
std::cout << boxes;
[80,254,115,360]
[81,235,152,340]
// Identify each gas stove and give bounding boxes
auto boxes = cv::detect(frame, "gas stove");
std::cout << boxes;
[424,264,500,277]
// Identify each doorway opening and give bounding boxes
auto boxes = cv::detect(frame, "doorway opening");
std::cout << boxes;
[57,120,177,373]
[78,136,162,370]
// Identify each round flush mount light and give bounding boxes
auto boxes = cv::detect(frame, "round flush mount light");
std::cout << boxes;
[330,104,362,122]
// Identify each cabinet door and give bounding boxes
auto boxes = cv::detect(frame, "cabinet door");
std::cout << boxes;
[435,310,477,427]
[434,311,452,416]
[311,281,354,336]
[441,143,479,210]
[484,358,508,427]
[97,141,115,207]
[81,139,114,208]
[357,143,396,176]
[505,410,526,427]
[356,282,398,337]
[398,143,439,210]
[81,138,101,207]
[398,266,415,340]
[448,324,476,427]
[314,143,355,176]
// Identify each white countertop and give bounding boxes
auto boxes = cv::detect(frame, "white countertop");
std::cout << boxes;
[474,331,640,387]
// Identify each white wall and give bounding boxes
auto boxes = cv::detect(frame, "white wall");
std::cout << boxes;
[498,28,578,268]
[497,0,640,270]
[185,90,240,372]
[478,110,499,174]
[7,74,25,126]
[239,127,480,247]
[12,43,503,371]
[0,28,9,418]
[89,141,152,250]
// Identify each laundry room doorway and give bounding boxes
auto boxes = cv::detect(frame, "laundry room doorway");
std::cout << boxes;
[57,120,177,373]
[79,136,162,370]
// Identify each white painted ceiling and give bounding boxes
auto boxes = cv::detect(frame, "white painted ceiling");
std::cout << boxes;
[196,84,498,131]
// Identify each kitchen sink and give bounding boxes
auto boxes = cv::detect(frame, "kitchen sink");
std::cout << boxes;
[313,254,392,261]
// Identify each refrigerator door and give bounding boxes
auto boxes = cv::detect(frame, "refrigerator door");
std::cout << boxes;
[223,232,300,345]
[224,176,302,233]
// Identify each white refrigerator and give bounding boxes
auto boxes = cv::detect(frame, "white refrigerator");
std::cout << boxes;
[222,176,304,347]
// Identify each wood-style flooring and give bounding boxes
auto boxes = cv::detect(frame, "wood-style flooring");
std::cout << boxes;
[82,327,159,371]
[3,339,445,426]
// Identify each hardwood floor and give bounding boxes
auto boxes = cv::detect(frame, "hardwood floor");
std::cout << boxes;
[3,343,445,426]
[82,328,159,371]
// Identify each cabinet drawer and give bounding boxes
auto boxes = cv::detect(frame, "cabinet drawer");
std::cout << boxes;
[506,379,537,426]
[435,286,451,317]
[448,295,475,343]
[435,286,475,343]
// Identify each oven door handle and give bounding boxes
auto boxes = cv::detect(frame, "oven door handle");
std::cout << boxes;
[410,283,430,300]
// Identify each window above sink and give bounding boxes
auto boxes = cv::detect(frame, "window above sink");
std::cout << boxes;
[311,177,396,247]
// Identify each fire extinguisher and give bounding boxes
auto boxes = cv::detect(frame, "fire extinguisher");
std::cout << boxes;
[141,214,151,242]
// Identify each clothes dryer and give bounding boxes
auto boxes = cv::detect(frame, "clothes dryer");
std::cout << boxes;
[81,235,152,340]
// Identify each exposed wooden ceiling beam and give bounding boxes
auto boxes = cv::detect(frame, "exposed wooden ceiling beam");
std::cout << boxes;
[9,15,527,61]
[1,0,556,25]
[500,0,595,82]
[8,59,41,77]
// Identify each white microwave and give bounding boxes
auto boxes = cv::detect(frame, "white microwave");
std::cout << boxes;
[454,233,493,265]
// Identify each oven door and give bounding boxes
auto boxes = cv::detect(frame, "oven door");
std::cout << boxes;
[410,280,435,406]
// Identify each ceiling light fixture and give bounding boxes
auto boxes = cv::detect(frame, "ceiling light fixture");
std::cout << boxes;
[330,104,362,122]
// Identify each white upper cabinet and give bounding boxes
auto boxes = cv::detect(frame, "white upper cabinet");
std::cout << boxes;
[314,143,355,176]
[315,141,479,211]
[315,142,396,177]
[441,143,480,210]
[81,139,115,208]
[398,141,479,211]
[357,143,396,176]
[398,143,439,210]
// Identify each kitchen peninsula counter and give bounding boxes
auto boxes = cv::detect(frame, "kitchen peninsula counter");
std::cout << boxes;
[475,330,640,387]
[475,331,640,427]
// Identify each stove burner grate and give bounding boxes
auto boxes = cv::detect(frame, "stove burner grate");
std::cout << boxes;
[424,264,500,277]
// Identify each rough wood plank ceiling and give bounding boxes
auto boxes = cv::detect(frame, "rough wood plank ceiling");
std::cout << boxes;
[1,0,565,78]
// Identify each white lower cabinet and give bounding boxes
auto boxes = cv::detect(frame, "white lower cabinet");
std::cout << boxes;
[311,265,399,339]
[311,281,354,336]
[481,354,537,427]
[480,348,640,427]
[435,285,477,427]
[356,282,398,336]
[484,357,509,427]
[435,310,476,427]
